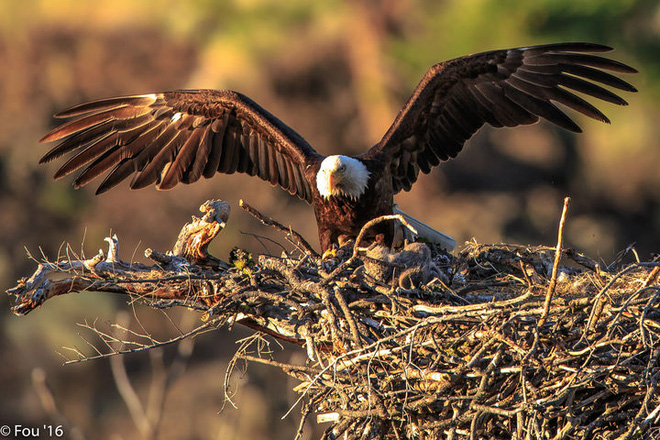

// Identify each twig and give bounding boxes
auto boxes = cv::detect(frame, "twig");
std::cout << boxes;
[525,196,570,362]
[239,199,319,258]
[238,354,323,376]
[293,400,313,440]
[333,287,364,349]
[63,318,221,364]
[542,196,570,323]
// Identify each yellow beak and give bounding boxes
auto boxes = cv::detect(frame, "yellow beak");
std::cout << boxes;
[329,170,342,189]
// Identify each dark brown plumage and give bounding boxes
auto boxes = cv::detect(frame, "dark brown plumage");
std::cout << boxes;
[39,43,636,252]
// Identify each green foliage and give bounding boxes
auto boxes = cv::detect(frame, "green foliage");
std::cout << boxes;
[229,247,256,275]
[389,0,658,91]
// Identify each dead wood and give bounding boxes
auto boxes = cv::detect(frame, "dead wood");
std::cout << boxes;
[6,199,660,440]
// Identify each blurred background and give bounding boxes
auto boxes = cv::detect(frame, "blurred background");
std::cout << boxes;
[1,0,658,438]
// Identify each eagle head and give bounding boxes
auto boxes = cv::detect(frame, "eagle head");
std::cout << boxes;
[316,155,370,200]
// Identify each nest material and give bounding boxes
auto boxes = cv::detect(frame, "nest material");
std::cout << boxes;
[251,243,660,440]
[7,200,660,440]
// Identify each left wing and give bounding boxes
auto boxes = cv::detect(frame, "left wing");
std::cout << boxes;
[361,43,637,193]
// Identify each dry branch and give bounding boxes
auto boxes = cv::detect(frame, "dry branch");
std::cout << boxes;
[6,199,660,440]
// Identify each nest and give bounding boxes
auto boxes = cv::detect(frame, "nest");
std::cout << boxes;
[7,200,660,439]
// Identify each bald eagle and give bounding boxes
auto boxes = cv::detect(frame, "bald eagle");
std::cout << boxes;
[39,43,636,252]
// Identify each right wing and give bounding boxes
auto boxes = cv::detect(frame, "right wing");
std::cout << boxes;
[40,89,324,202]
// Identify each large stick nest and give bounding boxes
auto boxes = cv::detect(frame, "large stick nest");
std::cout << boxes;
[7,200,660,439]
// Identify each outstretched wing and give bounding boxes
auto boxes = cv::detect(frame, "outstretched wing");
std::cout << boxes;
[40,90,323,202]
[361,42,637,193]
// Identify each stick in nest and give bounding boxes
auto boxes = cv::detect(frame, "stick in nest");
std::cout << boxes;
[525,196,570,360]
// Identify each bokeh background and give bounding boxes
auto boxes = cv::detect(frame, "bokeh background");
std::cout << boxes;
[1,0,659,438]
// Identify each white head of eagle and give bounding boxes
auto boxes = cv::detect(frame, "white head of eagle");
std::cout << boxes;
[316,155,370,200]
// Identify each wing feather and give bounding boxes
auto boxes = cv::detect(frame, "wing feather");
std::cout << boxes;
[275,150,289,189]
[97,159,138,195]
[182,123,214,184]
[53,132,117,179]
[53,94,159,118]
[288,157,303,195]
[557,74,629,105]
[85,121,168,191]
[203,115,229,178]
[257,136,269,180]
[159,126,204,190]
[501,82,580,132]
[131,127,187,189]
[237,130,253,174]
[508,75,609,122]
[41,106,152,142]
[362,43,636,194]
[267,142,280,186]
[219,121,241,174]
[42,120,118,163]
[524,52,637,73]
